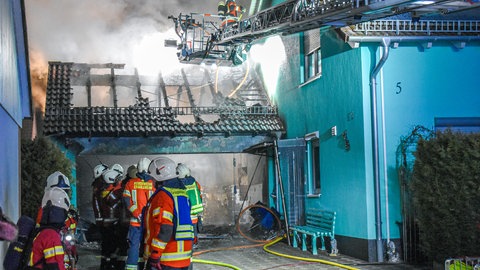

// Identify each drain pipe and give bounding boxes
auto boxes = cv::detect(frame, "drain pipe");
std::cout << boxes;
[370,38,390,262]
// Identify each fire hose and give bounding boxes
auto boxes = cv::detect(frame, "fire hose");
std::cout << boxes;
[192,235,359,270]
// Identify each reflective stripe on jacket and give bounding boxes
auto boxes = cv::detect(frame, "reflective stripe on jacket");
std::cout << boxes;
[143,181,194,268]
[28,228,66,270]
[181,177,204,215]
[123,177,155,226]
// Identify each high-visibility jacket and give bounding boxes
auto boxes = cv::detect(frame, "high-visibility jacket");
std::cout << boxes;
[181,176,204,224]
[123,174,155,227]
[143,180,194,268]
[28,227,66,270]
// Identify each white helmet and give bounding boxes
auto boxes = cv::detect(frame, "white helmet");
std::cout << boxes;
[137,158,151,174]
[40,187,70,225]
[45,171,70,190]
[149,157,177,181]
[94,164,108,178]
[111,164,124,177]
[41,187,71,211]
[102,168,121,184]
[176,163,191,178]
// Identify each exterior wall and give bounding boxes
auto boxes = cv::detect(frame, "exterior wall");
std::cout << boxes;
[0,0,31,262]
[273,29,377,257]
[271,26,480,261]
[0,108,22,261]
[359,40,480,252]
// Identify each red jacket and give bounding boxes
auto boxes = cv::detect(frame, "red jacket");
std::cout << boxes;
[28,228,66,269]
[123,174,155,226]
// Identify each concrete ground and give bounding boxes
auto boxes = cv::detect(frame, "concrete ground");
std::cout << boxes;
[75,232,429,270]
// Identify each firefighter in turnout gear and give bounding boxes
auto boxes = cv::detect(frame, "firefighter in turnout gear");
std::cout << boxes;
[28,187,71,270]
[97,164,125,269]
[92,164,109,225]
[35,171,78,268]
[123,158,156,270]
[143,157,194,270]
[176,163,203,247]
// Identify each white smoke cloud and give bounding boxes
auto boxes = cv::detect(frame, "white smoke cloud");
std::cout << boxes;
[25,0,218,64]
[24,0,252,111]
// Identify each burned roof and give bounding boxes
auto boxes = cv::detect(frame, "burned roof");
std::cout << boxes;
[43,62,284,138]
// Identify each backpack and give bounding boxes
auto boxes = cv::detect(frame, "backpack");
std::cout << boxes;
[3,215,36,270]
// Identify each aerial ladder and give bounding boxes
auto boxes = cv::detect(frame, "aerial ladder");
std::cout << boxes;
[168,0,479,66]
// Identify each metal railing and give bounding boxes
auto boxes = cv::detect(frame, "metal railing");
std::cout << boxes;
[354,20,480,36]
[45,105,279,118]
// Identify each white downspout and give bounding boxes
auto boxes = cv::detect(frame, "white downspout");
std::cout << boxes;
[370,38,390,262]
[380,45,400,263]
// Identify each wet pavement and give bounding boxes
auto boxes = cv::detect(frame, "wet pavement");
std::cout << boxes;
[75,232,429,270]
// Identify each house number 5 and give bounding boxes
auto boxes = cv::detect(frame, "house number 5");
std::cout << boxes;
[396,82,402,94]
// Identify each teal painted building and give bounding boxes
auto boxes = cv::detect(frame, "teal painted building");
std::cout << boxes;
[255,22,480,261]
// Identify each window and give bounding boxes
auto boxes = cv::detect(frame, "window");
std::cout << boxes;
[302,29,321,84]
[305,132,321,196]
[435,117,480,133]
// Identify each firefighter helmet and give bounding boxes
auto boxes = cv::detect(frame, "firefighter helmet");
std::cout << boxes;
[102,168,121,184]
[149,157,177,181]
[137,158,151,174]
[41,187,71,211]
[40,187,70,225]
[176,163,191,178]
[94,164,108,178]
[111,163,124,176]
[45,171,70,190]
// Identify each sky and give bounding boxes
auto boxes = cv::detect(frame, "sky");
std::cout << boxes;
[24,0,225,111]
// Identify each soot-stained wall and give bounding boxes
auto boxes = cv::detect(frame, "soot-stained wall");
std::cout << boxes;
[76,153,267,227]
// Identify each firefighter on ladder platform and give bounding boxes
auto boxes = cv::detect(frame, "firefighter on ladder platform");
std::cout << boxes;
[218,0,246,27]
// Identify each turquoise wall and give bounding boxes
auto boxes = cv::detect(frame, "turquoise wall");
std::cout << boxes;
[273,29,377,239]
[360,41,480,241]
[272,27,480,242]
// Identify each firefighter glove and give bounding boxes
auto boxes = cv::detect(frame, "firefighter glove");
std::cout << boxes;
[147,257,162,270]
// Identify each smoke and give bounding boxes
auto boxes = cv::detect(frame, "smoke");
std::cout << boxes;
[24,0,221,111]
[29,49,48,112]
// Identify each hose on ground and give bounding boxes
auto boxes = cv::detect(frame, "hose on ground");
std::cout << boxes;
[192,258,241,270]
[263,236,360,270]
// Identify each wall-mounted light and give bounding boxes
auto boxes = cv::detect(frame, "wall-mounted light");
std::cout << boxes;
[331,126,337,136]
[305,131,319,141]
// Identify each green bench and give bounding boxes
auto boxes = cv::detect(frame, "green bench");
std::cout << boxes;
[290,209,337,255]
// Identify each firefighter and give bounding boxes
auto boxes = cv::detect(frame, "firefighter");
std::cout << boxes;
[36,171,79,266]
[220,0,245,28]
[115,165,137,268]
[28,187,71,270]
[143,157,194,270]
[226,0,245,18]
[176,163,204,248]
[37,171,72,227]
[92,164,109,226]
[123,158,156,270]
[218,1,227,17]
[97,164,125,269]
